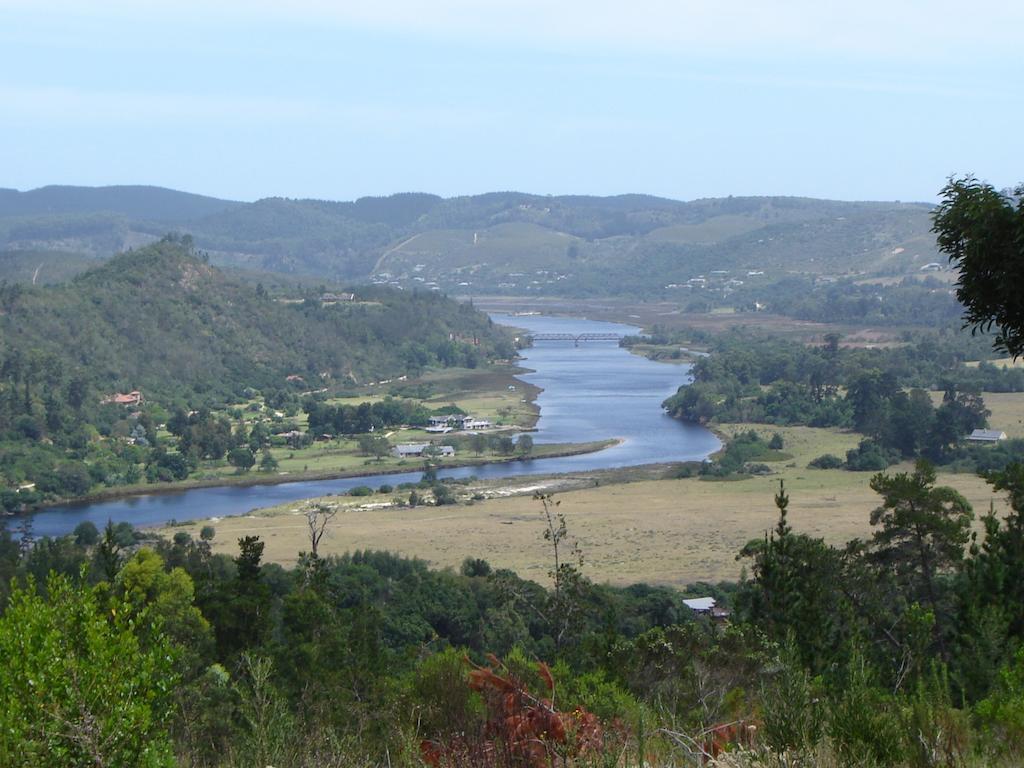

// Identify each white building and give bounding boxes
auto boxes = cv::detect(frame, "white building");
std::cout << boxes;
[966,429,1008,443]
[392,443,456,458]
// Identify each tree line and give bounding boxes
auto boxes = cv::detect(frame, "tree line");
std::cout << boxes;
[0,238,517,508]
[662,331,1017,472]
[5,462,1024,765]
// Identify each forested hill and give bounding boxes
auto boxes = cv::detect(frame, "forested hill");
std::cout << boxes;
[0,184,242,222]
[0,237,515,404]
[0,185,940,296]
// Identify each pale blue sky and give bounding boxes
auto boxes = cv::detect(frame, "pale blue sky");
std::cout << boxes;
[2,1,1022,203]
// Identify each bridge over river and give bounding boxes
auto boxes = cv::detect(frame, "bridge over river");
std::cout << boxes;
[526,332,623,346]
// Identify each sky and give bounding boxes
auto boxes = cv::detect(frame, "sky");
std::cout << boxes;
[2,1,1022,203]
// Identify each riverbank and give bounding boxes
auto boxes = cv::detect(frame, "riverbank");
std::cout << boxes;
[25,437,619,512]
[22,312,719,539]
[472,296,841,340]
[12,361,540,512]
[167,422,1010,586]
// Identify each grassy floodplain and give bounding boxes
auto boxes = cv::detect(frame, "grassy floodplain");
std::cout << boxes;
[926,390,1024,439]
[156,304,1024,586]
[160,421,1013,586]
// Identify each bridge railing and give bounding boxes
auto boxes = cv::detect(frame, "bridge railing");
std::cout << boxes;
[526,332,624,346]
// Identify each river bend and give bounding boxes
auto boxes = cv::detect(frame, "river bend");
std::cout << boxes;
[21,314,719,537]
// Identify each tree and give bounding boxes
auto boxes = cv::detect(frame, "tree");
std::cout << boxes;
[203,536,270,658]
[0,573,178,766]
[937,387,990,438]
[535,492,587,651]
[228,446,256,473]
[73,520,99,547]
[357,434,390,460]
[933,176,1024,357]
[461,557,492,577]
[93,519,126,581]
[232,419,250,448]
[956,463,1024,698]
[845,370,900,436]
[516,434,534,457]
[869,461,973,650]
[880,388,936,458]
[738,481,847,672]
[115,548,213,661]
[258,449,279,473]
[428,482,455,506]
[304,503,337,558]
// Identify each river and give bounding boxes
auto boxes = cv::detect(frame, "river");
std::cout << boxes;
[21,313,719,538]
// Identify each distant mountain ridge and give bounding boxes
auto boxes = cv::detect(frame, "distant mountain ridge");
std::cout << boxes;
[0,184,243,222]
[0,184,941,296]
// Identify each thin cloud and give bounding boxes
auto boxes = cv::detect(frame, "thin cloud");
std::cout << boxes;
[0,85,504,129]
[3,0,1022,59]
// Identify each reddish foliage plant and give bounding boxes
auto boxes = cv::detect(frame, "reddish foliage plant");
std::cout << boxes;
[701,719,759,764]
[421,655,603,768]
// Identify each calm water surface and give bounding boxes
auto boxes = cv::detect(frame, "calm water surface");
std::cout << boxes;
[23,314,718,537]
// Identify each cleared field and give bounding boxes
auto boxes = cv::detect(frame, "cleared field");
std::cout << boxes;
[965,357,1024,369]
[180,365,543,482]
[645,215,764,244]
[980,392,1024,438]
[927,390,1024,439]
[416,367,540,428]
[378,222,578,273]
[165,424,1012,588]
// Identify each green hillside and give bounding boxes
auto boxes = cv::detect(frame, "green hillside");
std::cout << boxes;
[0,184,242,222]
[0,237,514,403]
[0,236,516,505]
[0,249,103,284]
[0,185,942,298]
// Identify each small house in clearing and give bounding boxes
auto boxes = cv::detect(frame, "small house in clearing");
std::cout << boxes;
[426,415,456,434]
[683,597,731,621]
[102,390,143,407]
[392,443,456,458]
[321,292,355,303]
[967,429,1008,443]
[427,415,492,431]
[682,597,716,614]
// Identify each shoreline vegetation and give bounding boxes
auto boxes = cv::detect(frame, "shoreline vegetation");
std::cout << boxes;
[167,421,1011,585]
[10,182,1024,765]
[151,295,1024,585]
[35,437,620,511]
[13,303,708,519]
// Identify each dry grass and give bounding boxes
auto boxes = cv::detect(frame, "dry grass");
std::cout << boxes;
[163,423,1013,587]
[926,390,1024,439]
[964,357,1024,369]
[981,392,1024,438]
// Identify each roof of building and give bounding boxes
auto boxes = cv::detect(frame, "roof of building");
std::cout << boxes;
[967,429,1008,441]
[682,597,717,612]
[394,443,455,455]
[103,390,142,405]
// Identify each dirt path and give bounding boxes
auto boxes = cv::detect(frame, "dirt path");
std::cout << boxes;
[372,233,423,274]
